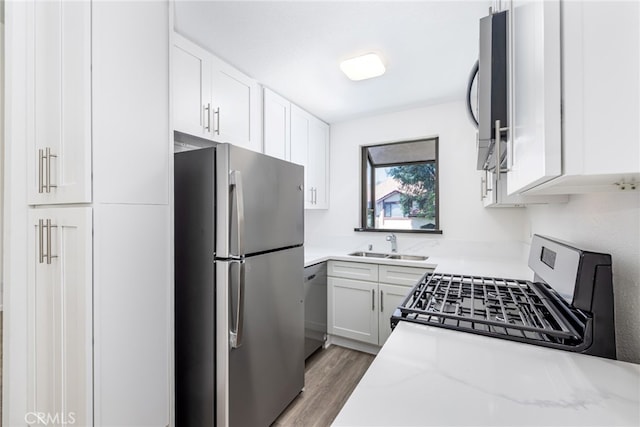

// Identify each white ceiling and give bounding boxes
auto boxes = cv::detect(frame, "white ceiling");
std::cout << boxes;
[174,0,490,124]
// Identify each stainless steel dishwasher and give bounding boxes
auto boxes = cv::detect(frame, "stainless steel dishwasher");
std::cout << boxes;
[304,262,327,359]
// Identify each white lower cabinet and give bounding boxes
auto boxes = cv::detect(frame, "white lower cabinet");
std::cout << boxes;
[328,276,379,345]
[93,204,171,426]
[378,283,411,345]
[328,261,430,347]
[27,207,93,426]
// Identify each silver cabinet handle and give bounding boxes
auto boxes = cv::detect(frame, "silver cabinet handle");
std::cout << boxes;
[204,103,211,131]
[380,290,384,312]
[495,119,501,183]
[229,259,245,349]
[46,219,53,264]
[229,170,245,258]
[45,147,57,193]
[480,176,486,200]
[45,219,57,265]
[214,107,220,135]
[38,149,45,193]
[38,148,57,193]
[371,289,375,311]
[38,219,45,264]
[495,119,509,174]
[38,218,57,264]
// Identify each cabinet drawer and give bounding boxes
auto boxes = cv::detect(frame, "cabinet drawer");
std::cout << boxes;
[379,264,431,287]
[328,261,378,282]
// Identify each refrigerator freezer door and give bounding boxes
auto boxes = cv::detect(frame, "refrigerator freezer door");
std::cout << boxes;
[217,246,304,427]
[216,143,304,258]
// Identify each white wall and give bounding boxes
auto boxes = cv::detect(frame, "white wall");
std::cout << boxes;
[305,101,528,250]
[525,193,640,363]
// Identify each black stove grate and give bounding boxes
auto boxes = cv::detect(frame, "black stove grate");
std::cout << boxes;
[393,272,590,348]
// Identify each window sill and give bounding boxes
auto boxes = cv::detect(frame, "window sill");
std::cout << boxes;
[353,228,443,235]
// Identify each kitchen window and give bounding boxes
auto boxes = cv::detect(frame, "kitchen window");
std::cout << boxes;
[357,138,441,233]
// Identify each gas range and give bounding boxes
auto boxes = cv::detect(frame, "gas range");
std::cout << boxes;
[391,235,617,359]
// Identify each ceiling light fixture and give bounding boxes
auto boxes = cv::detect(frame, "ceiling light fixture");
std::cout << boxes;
[340,53,386,81]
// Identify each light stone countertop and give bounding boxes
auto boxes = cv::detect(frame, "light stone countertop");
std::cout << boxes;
[333,321,640,427]
[304,245,534,280]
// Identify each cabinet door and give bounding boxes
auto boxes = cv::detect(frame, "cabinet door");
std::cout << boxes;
[307,118,330,209]
[211,55,261,152]
[27,0,91,205]
[263,88,291,160]
[92,1,170,205]
[93,204,170,427]
[27,207,93,426]
[507,0,561,195]
[562,1,640,178]
[378,283,411,345]
[291,105,310,205]
[290,105,309,167]
[173,36,212,139]
[328,277,378,345]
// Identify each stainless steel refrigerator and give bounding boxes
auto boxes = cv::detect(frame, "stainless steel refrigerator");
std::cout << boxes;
[175,143,305,427]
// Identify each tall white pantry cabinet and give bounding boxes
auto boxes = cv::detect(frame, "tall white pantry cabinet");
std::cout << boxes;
[4,1,172,426]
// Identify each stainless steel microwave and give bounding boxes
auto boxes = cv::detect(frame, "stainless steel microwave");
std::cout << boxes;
[467,10,508,170]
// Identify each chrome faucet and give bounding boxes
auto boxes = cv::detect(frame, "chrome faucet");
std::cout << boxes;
[386,234,398,253]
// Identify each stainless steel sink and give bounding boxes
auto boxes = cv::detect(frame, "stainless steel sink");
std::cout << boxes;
[348,252,428,261]
[386,254,429,261]
[348,251,390,258]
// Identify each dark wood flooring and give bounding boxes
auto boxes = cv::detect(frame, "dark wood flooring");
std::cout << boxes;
[272,345,375,427]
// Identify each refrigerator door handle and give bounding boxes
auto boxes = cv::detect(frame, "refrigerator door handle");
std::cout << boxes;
[230,259,246,349]
[230,170,245,258]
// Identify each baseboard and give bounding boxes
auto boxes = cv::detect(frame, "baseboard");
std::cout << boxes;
[326,335,380,356]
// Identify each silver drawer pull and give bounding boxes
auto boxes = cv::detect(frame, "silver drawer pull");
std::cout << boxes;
[45,147,57,193]
[38,149,45,193]
[204,103,211,131]
[214,107,221,135]
[38,219,44,263]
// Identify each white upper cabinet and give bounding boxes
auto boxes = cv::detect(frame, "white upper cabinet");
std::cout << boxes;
[92,2,170,205]
[290,104,309,167]
[173,35,213,140]
[534,0,639,194]
[265,89,331,209]
[264,87,291,160]
[504,0,640,195]
[506,0,562,195]
[211,55,262,152]
[26,0,92,205]
[307,118,330,209]
[172,33,261,152]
